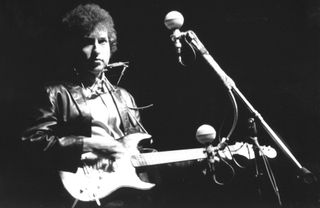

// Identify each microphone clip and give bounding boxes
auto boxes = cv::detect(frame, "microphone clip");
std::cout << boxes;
[205,137,229,164]
[170,30,184,65]
[170,30,186,41]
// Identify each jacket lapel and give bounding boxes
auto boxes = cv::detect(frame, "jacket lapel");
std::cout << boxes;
[65,84,92,136]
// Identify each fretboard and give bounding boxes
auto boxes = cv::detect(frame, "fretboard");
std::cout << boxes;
[130,148,207,167]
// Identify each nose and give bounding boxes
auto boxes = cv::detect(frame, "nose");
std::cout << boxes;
[92,39,101,54]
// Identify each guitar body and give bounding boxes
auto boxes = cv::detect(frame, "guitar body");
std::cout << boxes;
[59,133,155,202]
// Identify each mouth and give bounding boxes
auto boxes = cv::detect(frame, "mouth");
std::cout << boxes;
[92,59,104,68]
[94,59,103,64]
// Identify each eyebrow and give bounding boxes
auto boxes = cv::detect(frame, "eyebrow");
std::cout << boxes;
[98,37,108,41]
[80,37,108,43]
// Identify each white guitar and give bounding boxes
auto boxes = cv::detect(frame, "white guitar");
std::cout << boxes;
[60,133,277,204]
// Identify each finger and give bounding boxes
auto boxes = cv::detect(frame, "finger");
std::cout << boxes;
[81,152,99,160]
[124,132,152,141]
[134,132,152,138]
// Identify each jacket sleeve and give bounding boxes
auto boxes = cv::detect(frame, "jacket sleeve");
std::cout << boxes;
[21,86,83,172]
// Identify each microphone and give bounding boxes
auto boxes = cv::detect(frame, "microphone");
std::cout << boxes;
[196,124,216,145]
[164,11,185,64]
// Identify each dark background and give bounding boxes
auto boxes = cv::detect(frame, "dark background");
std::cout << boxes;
[0,0,320,207]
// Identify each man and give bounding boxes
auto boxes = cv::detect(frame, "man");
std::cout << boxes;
[22,3,156,208]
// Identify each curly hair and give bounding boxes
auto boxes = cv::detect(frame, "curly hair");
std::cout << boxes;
[62,3,117,54]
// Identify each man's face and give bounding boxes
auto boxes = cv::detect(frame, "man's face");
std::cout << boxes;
[76,25,111,78]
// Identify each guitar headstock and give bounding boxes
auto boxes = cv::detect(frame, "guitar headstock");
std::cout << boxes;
[218,142,277,160]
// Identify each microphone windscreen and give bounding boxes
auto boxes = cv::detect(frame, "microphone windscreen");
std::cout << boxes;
[164,11,184,30]
[196,124,216,144]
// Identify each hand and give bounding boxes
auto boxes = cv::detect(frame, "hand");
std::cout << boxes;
[83,135,126,159]
[81,152,116,172]
[119,132,152,148]
[82,133,152,160]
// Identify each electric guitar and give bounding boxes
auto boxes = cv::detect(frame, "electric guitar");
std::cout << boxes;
[60,133,277,204]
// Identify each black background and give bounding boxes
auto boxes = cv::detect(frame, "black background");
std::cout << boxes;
[0,0,320,207]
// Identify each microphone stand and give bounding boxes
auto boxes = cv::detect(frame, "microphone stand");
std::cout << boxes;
[248,118,282,206]
[183,30,313,183]
[248,118,264,201]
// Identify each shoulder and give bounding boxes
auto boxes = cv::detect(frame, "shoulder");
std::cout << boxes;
[114,86,134,98]
[114,86,137,105]
[31,82,81,107]
[43,81,80,95]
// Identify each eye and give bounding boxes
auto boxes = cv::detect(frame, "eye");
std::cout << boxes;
[80,38,94,47]
[99,38,109,45]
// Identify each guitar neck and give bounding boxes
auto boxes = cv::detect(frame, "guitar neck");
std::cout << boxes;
[131,148,207,167]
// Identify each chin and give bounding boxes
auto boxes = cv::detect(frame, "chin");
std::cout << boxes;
[91,70,103,78]
[92,65,104,73]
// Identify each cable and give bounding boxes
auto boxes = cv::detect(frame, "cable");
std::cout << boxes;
[261,150,282,206]
[225,89,238,140]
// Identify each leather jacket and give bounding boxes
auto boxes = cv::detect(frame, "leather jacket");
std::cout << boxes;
[21,82,142,172]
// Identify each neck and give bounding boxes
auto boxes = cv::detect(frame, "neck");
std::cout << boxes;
[78,72,104,88]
